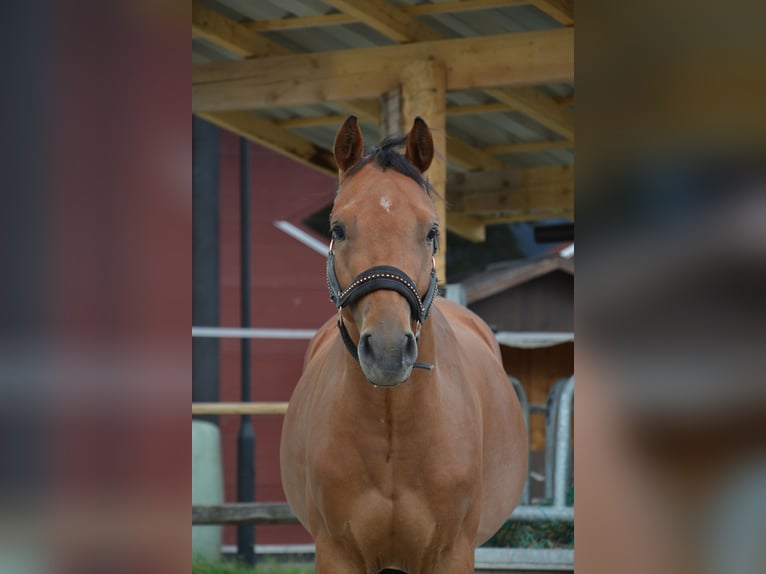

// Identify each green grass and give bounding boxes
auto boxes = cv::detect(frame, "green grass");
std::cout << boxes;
[192,558,314,574]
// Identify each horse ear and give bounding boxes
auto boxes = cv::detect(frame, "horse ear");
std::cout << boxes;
[405,116,433,173]
[333,115,364,174]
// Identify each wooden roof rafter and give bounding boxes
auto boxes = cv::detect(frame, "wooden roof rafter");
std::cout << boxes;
[192,30,574,110]
[244,0,568,32]
[322,0,573,141]
[190,0,575,234]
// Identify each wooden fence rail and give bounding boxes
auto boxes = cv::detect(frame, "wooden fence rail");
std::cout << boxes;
[192,502,298,525]
[192,402,289,416]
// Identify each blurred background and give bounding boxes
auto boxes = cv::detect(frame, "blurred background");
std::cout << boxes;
[1,0,765,573]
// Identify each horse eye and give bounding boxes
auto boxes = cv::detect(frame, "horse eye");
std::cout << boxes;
[427,227,439,253]
[331,224,346,241]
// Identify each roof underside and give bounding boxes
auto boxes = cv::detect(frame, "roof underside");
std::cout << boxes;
[192,0,575,239]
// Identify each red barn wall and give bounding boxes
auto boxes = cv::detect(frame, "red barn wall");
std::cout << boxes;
[217,132,336,545]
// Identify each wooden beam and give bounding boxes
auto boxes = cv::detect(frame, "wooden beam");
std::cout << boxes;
[476,209,573,224]
[450,182,573,215]
[400,60,448,282]
[483,140,572,155]
[529,0,574,26]
[246,1,529,32]
[448,165,573,216]
[192,29,574,112]
[447,102,514,116]
[448,165,573,191]
[324,0,443,42]
[275,102,513,129]
[325,1,572,142]
[339,99,380,123]
[447,213,486,242]
[447,135,506,171]
[485,87,574,140]
[406,0,530,16]
[192,402,289,416]
[191,3,379,123]
[192,503,297,525]
[248,12,353,31]
[196,111,337,176]
[191,1,289,58]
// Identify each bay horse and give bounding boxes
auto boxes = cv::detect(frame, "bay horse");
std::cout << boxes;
[280,116,527,574]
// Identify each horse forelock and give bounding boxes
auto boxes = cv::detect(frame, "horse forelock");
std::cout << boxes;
[339,134,437,199]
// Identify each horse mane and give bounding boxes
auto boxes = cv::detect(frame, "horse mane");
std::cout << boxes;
[343,134,438,198]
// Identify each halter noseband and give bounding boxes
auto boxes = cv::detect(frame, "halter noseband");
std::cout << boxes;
[326,240,437,371]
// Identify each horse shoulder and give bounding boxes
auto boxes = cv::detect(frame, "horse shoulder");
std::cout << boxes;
[303,316,338,369]
[432,298,502,360]
[431,298,527,544]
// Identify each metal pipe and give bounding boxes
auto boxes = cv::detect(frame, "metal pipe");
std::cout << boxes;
[192,116,220,426]
[509,376,530,505]
[545,377,567,501]
[553,376,574,508]
[192,326,317,339]
[510,505,574,522]
[236,138,256,565]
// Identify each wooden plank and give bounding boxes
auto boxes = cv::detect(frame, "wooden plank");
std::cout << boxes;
[465,257,562,303]
[401,60,448,282]
[529,0,574,26]
[447,102,514,116]
[323,2,573,142]
[248,12,353,31]
[192,402,290,415]
[191,3,379,123]
[448,165,573,192]
[485,86,574,140]
[448,165,573,215]
[191,1,290,58]
[275,102,512,129]
[483,140,572,155]
[196,111,337,176]
[192,503,297,525]
[325,0,443,43]
[338,99,380,123]
[447,213,486,242]
[246,1,529,32]
[476,208,573,224]
[451,182,573,215]
[192,29,574,112]
[447,135,506,171]
[406,0,530,16]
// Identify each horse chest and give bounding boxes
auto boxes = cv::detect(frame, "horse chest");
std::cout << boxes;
[308,408,480,540]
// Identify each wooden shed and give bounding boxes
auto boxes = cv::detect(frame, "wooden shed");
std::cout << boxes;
[460,251,574,455]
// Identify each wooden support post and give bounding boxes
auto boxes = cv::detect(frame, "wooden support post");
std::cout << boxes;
[400,60,447,284]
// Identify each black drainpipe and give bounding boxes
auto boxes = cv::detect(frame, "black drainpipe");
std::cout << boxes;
[237,138,256,565]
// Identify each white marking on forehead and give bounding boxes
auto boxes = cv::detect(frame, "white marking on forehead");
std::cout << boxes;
[379,196,392,214]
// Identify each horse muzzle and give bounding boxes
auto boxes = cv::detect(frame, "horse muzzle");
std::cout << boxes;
[357,330,418,387]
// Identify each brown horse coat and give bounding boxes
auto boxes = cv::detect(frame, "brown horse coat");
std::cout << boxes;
[280,117,526,574]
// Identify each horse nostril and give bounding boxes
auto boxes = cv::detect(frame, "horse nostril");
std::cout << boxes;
[403,333,417,364]
[358,332,374,361]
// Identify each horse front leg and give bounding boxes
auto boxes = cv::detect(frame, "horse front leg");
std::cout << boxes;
[423,539,475,574]
[314,531,368,574]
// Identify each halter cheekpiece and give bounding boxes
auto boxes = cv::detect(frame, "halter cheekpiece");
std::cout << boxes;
[327,240,438,371]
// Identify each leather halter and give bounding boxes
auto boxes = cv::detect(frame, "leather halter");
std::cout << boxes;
[326,240,438,371]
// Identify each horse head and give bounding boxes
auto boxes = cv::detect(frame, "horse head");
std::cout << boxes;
[328,115,440,387]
